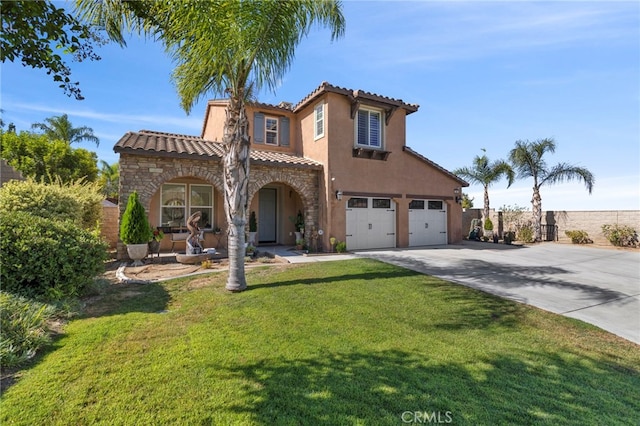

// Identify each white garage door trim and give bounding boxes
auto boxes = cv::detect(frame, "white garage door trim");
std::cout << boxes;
[408,199,447,246]
[346,197,396,250]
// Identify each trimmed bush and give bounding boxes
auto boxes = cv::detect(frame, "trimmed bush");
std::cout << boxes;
[483,217,494,231]
[0,179,103,230]
[0,292,56,368]
[120,191,153,245]
[601,224,638,247]
[565,230,593,244]
[0,212,108,300]
[335,241,347,253]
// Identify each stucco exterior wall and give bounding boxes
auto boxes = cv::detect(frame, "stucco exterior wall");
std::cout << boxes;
[100,200,119,249]
[301,91,465,246]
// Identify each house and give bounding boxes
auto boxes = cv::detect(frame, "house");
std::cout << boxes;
[114,82,468,258]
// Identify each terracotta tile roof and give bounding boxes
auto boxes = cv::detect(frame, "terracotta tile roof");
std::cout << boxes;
[114,130,323,169]
[294,81,420,114]
[403,146,469,187]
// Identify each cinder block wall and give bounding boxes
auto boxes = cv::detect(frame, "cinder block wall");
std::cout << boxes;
[548,210,639,245]
[462,208,640,244]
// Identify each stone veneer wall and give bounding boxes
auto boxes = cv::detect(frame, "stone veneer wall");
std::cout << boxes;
[116,153,320,259]
[463,208,639,245]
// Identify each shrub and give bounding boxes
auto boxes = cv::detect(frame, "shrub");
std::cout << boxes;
[120,191,153,245]
[565,230,593,244]
[0,179,103,230]
[517,224,534,243]
[0,292,56,368]
[335,241,347,253]
[0,212,108,300]
[601,224,638,247]
[483,217,494,231]
[249,211,257,232]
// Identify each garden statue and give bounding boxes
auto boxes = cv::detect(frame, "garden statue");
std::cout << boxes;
[186,211,203,255]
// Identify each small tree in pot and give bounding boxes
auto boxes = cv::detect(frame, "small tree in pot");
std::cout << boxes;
[248,211,258,245]
[120,191,153,266]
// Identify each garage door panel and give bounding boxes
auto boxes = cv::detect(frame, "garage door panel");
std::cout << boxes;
[346,198,396,250]
[409,200,447,246]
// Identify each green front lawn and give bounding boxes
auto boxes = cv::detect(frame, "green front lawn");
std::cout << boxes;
[2,259,638,425]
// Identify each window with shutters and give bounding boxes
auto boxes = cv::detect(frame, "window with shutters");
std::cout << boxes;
[253,113,290,147]
[356,108,383,148]
[265,116,278,145]
[314,103,324,139]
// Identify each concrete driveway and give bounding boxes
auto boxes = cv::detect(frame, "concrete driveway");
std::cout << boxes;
[354,242,640,344]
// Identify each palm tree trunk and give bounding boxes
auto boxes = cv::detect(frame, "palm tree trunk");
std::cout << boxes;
[532,186,542,242]
[223,94,250,292]
[483,185,490,223]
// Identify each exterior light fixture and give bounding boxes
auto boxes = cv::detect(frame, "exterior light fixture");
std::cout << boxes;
[454,188,462,204]
[336,190,343,200]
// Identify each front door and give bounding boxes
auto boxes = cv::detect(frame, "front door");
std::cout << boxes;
[258,188,277,243]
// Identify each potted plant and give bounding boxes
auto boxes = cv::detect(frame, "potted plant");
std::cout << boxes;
[149,229,164,255]
[295,239,304,250]
[248,211,258,245]
[289,210,305,242]
[120,191,153,266]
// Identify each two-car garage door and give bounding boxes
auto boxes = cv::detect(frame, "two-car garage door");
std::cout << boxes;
[346,197,447,250]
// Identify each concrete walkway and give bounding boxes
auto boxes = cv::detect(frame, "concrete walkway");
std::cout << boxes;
[346,242,640,345]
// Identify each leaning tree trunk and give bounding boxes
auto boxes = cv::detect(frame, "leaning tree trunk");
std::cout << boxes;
[222,94,251,292]
[531,186,542,242]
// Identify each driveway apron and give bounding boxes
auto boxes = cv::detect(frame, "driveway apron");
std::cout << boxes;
[355,242,640,344]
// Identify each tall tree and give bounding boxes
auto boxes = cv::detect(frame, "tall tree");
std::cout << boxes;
[98,160,119,199]
[454,152,514,221]
[1,1,101,100]
[1,130,98,183]
[78,0,345,291]
[32,114,100,146]
[509,138,594,242]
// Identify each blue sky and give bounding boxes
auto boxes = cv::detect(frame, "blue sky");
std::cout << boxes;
[2,1,639,211]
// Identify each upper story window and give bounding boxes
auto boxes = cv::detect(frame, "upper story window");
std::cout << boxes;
[314,103,324,139]
[253,113,290,147]
[161,183,213,229]
[265,117,278,145]
[356,108,382,148]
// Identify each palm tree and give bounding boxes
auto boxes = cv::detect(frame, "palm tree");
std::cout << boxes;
[454,152,514,222]
[98,160,119,200]
[509,138,594,242]
[31,114,99,146]
[78,0,345,291]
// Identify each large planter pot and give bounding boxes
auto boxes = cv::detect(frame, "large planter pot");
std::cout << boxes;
[126,243,149,266]
[294,231,303,243]
[248,231,257,245]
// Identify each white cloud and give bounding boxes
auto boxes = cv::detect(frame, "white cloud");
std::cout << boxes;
[5,101,202,133]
